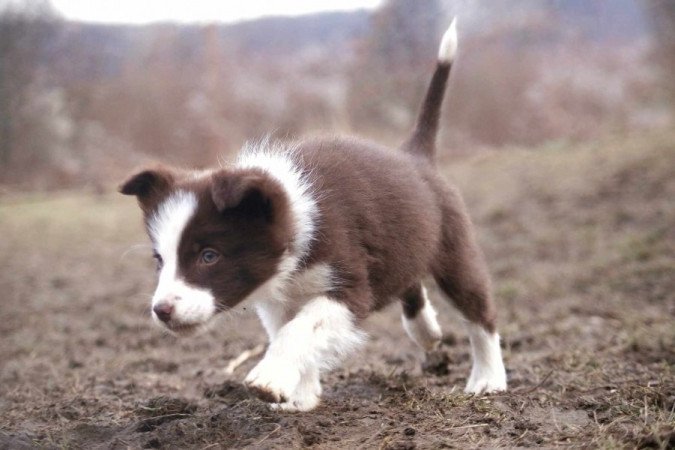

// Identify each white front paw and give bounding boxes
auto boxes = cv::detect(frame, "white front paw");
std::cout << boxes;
[245,359,301,403]
[270,373,322,412]
[465,367,507,394]
[270,393,320,412]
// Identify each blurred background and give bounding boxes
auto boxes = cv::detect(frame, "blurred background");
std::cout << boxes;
[1,0,673,190]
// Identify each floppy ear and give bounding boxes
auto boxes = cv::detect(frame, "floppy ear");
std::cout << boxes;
[211,170,286,222]
[119,167,175,211]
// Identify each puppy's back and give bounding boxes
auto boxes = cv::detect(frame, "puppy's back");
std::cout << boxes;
[292,136,444,314]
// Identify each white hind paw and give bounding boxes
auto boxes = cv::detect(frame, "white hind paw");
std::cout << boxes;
[465,371,507,394]
[465,325,507,394]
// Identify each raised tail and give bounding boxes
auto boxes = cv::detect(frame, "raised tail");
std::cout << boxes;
[402,18,458,160]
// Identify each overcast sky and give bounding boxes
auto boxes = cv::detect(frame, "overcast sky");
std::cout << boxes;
[50,0,382,24]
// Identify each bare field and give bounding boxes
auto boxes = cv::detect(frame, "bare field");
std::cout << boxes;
[1,131,674,449]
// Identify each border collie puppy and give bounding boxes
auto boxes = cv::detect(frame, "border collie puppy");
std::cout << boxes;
[120,19,507,411]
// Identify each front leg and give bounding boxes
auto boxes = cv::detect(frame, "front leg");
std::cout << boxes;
[245,296,366,411]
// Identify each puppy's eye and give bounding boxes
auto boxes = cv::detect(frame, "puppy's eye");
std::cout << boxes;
[199,248,220,265]
[152,251,163,271]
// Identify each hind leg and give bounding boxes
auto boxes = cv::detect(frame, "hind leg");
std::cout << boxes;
[433,208,507,393]
[400,283,443,351]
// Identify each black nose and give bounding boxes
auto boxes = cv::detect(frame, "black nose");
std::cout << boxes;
[153,302,174,323]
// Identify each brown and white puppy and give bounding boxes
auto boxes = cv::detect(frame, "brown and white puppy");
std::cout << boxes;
[120,19,506,411]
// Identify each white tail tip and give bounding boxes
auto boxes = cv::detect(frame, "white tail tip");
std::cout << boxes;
[438,17,458,64]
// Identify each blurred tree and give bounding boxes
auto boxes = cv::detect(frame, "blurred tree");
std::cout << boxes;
[346,0,445,140]
[644,0,675,104]
[0,0,58,170]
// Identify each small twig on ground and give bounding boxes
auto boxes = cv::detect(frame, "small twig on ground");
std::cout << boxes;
[448,423,490,431]
[518,370,554,395]
[223,344,265,375]
[255,423,282,446]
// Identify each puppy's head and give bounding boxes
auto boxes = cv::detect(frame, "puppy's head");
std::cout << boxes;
[120,166,292,335]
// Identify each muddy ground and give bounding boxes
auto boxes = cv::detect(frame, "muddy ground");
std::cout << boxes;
[1,131,674,449]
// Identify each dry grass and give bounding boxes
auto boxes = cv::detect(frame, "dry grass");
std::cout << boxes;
[0,130,673,448]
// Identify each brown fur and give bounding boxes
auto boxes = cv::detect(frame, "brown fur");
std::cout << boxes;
[120,58,497,333]
[122,168,294,312]
[120,165,177,216]
[403,62,452,158]
[289,136,496,331]
[181,170,294,311]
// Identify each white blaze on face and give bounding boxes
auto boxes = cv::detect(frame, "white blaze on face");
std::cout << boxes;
[148,191,216,329]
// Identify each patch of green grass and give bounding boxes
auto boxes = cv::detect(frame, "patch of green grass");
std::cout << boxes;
[496,281,520,303]
[0,192,144,254]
